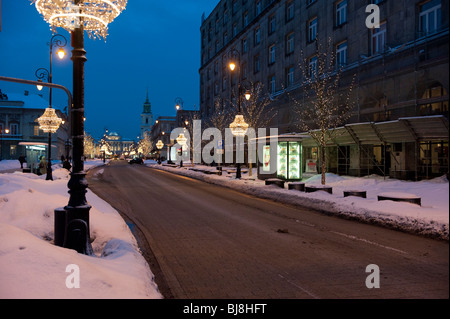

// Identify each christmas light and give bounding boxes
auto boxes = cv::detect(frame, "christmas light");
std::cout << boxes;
[229,114,249,137]
[37,107,63,133]
[31,0,128,40]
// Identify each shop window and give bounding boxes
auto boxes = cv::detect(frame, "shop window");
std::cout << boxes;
[419,84,448,116]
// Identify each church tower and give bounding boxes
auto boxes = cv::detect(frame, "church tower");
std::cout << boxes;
[141,89,153,138]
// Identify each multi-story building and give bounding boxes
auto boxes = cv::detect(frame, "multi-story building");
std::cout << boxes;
[199,0,449,180]
[150,116,177,160]
[0,89,69,169]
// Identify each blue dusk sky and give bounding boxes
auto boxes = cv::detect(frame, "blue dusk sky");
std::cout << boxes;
[0,0,219,140]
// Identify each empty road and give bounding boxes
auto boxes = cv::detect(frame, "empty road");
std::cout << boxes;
[87,161,449,299]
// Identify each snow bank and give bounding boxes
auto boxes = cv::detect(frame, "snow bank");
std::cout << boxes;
[0,160,162,299]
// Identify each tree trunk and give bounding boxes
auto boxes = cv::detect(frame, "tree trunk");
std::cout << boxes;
[321,144,326,185]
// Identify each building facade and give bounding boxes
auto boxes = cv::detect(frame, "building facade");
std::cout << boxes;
[199,0,449,180]
[0,89,69,168]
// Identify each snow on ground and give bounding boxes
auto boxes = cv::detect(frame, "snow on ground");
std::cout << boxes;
[0,160,162,299]
[146,161,449,241]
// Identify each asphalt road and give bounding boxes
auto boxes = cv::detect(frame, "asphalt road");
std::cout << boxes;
[87,161,449,299]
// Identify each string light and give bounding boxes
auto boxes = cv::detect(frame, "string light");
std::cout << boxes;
[31,0,128,40]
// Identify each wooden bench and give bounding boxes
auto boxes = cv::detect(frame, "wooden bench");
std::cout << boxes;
[344,190,367,198]
[377,192,421,206]
[288,182,305,191]
[265,178,285,188]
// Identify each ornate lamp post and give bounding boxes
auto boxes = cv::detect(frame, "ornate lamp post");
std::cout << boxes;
[31,0,127,255]
[156,140,164,164]
[0,128,10,161]
[228,49,249,179]
[175,97,184,111]
[176,133,187,167]
[37,107,63,180]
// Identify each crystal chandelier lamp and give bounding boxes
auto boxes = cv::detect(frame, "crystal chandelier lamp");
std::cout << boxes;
[32,0,128,40]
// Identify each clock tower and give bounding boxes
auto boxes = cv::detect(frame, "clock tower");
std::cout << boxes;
[140,89,153,138]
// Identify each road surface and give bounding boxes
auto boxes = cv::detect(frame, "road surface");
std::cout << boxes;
[87,161,449,299]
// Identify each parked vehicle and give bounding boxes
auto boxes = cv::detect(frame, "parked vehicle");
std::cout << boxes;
[129,157,143,165]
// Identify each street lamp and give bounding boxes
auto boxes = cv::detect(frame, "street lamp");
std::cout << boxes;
[175,97,183,111]
[156,140,164,164]
[31,0,128,255]
[37,107,63,180]
[0,128,10,161]
[176,133,187,167]
[228,49,249,179]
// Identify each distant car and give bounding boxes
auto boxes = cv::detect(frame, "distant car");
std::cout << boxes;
[129,158,144,165]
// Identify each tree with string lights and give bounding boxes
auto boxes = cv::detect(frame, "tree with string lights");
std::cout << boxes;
[290,37,356,185]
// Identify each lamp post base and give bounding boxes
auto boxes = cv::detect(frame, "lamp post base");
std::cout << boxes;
[55,205,94,255]
[236,163,241,179]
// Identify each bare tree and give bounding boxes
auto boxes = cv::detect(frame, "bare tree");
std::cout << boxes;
[240,82,278,176]
[290,37,356,185]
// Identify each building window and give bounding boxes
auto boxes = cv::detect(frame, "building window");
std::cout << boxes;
[269,15,276,34]
[243,11,249,27]
[9,123,19,136]
[286,66,295,87]
[335,0,347,26]
[242,62,248,79]
[286,1,294,22]
[419,0,442,36]
[223,9,229,25]
[254,27,261,45]
[233,23,238,37]
[371,21,386,55]
[242,38,248,53]
[223,32,229,45]
[286,32,295,54]
[268,44,276,64]
[309,55,318,79]
[254,54,260,73]
[336,41,347,67]
[269,75,276,93]
[232,0,238,15]
[256,0,262,16]
[34,125,41,136]
[222,76,228,91]
[308,17,317,42]
[419,83,449,116]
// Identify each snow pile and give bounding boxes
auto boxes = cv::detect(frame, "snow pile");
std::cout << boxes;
[0,160,162,299]
[149,163,449,241]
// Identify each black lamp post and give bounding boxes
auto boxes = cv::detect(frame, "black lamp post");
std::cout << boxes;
[35,34,67,181]
[0,128,10,161]
[228,49,249,179]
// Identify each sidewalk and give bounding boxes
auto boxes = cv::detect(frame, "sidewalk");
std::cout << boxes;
[146,161,449,241]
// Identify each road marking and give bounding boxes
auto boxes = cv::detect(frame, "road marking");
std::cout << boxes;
[278,274,320,299]
[330,231,408,255]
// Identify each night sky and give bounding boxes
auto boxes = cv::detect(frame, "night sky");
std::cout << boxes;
[0,0,218,140]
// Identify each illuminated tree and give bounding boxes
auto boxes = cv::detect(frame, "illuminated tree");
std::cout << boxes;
[138,131,153,158]
[290,37,356,185]
[84,133,95,159]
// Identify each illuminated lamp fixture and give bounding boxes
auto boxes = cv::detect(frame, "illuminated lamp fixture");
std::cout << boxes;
[38,107,63,134]
[229,114,249,137]
[32,0,128,40]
